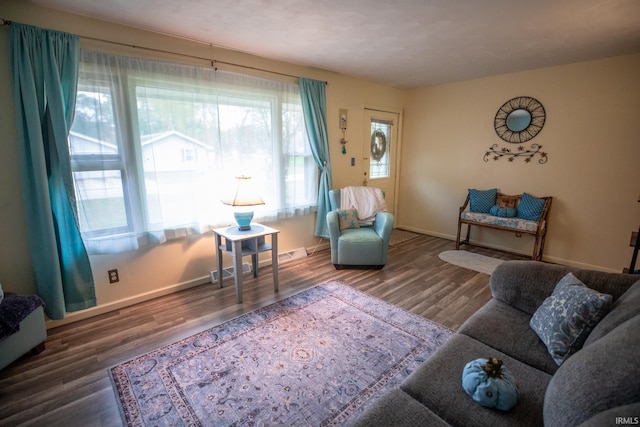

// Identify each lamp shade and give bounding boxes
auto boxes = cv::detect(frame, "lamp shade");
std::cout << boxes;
[222,176,264,230]
[221,176,265,207]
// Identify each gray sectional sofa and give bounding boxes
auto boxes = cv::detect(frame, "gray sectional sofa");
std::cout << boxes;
[352,260,640,426]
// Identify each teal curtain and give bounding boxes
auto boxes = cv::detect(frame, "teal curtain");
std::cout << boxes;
[10,23,95,319]
[299,78,332,238]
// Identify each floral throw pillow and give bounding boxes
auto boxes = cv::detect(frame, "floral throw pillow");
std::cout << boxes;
[530,272,612,365]
[337,208,360,231]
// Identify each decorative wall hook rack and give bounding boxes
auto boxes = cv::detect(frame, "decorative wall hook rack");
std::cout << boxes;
[483,143,548,163]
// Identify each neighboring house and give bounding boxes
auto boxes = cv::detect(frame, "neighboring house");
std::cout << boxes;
[69,129,213,172]
[69,131,118,155]
[69,130,215,230]
[139,130,212,173]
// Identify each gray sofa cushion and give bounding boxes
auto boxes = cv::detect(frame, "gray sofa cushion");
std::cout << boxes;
[459,299,559,375]
[576,403,640,427]
[490,261,638,316]
[350,388,450,427]
[584,279,640,347]
[401,334,552,427]
[544,315,640,427]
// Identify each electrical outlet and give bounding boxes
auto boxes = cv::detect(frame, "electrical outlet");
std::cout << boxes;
[108,269,119,283]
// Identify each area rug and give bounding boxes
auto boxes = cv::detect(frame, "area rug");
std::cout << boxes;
[389,228,421,246]
[109,281,453,426]
[439,250,504,275]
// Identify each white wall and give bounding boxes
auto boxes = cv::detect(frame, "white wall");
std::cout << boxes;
[399,54,640,272]
[0,0,405,326]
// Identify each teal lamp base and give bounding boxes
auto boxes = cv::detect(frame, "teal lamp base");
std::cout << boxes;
[234,211,254,231]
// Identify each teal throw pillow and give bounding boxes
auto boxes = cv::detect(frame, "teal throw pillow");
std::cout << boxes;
[530,273,612,365]
[517,192,545,221]
[337,208,360,231]
[468,188,497,213]
[489,205,517,218]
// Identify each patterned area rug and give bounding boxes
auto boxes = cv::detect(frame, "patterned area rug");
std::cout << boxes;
[439,250,505,275]
[389,229,421,246]
[109,281,453,426]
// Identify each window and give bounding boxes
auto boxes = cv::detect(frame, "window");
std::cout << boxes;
[69,51,317,253]
[181,149,196,162]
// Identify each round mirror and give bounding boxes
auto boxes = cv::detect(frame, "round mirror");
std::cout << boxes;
[506,109,531,132]
[494,96,545,143]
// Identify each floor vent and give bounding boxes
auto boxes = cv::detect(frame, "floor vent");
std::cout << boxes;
[278,247,308,264]
[210,262,252,283]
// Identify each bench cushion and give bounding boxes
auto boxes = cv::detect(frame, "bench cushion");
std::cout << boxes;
[460,211,544,233]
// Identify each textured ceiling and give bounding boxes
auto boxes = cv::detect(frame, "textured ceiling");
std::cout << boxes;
[25,0,640,88]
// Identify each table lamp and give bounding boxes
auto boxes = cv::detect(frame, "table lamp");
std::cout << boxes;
[222,176,265,231]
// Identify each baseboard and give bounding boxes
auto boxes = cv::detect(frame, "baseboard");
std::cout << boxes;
[397,225,619,273]
[210,262,252,282]
[306,239,330,255]
[540,255,622,274]
[45,242,332,329]
[45,274,212,329]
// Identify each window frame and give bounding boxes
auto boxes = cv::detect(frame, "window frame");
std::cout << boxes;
[69,52,316,242]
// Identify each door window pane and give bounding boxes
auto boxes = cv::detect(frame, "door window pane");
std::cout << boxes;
[370,121,391,179]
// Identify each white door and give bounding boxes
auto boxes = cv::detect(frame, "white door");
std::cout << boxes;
[362,109,399,214]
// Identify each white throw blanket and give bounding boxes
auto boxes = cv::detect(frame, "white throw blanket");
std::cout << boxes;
[340,186,388,226]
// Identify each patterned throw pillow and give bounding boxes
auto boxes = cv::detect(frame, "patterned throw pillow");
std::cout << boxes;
[517,192,546,221]
[337,208,360,230]
[468,188,497,213]
[530,273,613,365]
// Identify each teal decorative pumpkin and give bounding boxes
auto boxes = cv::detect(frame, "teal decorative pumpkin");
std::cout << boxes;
[462,357,519,411]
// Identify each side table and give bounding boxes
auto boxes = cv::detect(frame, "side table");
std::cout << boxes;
[212,223,279,303]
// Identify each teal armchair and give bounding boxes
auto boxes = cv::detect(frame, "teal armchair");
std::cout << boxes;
[326,189,395,269]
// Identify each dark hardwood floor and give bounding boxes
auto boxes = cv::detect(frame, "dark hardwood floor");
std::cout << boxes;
[0,233,524,426]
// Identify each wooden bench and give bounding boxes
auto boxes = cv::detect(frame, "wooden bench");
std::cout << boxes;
[456,192,552,261]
